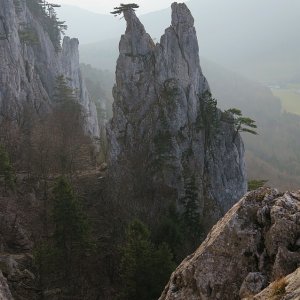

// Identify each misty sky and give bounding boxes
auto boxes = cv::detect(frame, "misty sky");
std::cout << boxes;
[51,0,185,14]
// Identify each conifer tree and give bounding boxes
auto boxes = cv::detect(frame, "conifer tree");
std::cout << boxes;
[53,75,78,104]
[110,3,139,16]
[34,177,92,294]
[119,219,175,300]
[52,177,90,278]
[0,145,15,190]
[26,0,67,51]
[181,176,203,248]
[52,75,86,175]
[154,203,184,261]
[198,91,219,147]
[225,108,258,136]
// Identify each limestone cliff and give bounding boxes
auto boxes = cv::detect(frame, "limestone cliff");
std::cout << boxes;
[107,3,246,226]
[159,188,300,300]
[0,0,99,137]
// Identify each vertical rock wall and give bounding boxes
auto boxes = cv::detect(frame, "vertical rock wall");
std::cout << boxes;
[0,0,99,137]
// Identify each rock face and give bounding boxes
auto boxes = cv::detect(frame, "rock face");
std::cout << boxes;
[159,188,300,300]
[107,3,246,225]
[0,254,36,300]
[0,271,13,300]
[0,0,99,137]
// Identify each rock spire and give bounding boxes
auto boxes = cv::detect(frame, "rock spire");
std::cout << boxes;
[107,2,247,227]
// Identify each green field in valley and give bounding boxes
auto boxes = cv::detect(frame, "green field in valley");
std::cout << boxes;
[271,84,300,115]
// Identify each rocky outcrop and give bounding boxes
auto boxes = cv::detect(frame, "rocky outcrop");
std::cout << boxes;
[0,185,42,299]
[159,188,300,300]
[0,254,37,300]
[0,0,99,137]
[0,271,13,300]
[107,3,246,225]
[251,267,300,300]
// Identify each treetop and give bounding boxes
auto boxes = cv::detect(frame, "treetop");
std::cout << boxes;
[110,3,139,16]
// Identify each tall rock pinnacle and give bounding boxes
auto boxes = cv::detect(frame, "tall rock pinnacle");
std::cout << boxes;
[107,2,247,228]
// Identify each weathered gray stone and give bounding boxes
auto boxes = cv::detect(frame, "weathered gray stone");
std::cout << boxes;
[0,0,99,137]
[0,271,13,300]
[239,272,267,298]
[159,188,300,300]
[0,254,36,300]
[0,255,18,277]
[107,2,246,226]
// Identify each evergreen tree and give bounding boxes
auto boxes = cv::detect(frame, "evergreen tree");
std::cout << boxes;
[110,3,139,16]
[53,75,78,104]
[52,177,90,279]
[0,145,15,190]
[26,0,67,51]
[224,108,258,136]
[34,177,92,295]
[154,203,184,261]
[152,242,176,293]
[201,91,219,132]
[52,75,86,175]
[119,220,175,300]
[197,91,219,148]
[180,176,203,248]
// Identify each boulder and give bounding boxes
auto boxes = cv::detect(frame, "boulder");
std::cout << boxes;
[160,188,300,299]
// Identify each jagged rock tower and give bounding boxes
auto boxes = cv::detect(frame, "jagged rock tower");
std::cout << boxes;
[107,2,247,227]
[0,0,99,137]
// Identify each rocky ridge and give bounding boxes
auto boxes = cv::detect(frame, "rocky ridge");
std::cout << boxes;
[0,0,99,137]
[107,2,246,226]
[159,188,300,300]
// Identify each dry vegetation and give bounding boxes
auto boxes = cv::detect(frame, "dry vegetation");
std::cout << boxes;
[270,277,288,298]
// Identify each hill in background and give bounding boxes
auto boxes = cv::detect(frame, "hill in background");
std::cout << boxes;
[58,0,300,84]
